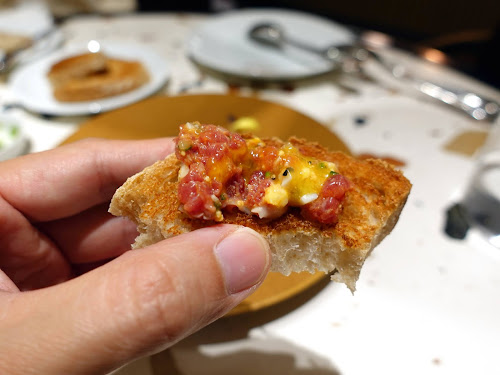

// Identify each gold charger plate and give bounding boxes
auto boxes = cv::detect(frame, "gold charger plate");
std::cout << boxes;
[62,94,351,316]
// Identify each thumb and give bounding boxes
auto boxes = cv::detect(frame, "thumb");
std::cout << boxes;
[0,225,270,375]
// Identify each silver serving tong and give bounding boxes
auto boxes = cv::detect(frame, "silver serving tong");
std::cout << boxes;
[249,22,499,122]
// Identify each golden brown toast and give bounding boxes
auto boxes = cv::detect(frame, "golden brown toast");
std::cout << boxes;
[110,137,411,291]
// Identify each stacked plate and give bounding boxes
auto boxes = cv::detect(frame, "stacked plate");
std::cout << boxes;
[187,8,356,81]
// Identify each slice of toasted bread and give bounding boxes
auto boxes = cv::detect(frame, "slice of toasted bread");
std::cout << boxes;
[109,137,411,291]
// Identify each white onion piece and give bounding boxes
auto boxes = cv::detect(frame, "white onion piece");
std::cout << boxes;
[178,164,189,179]
[251,205,286,219]
[299,193,319,205]
[281,170,292,187]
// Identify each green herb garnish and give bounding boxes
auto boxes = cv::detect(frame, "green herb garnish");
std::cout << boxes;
[177,139,192,151]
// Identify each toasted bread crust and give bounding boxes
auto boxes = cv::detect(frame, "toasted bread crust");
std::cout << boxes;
[110,137,411,291]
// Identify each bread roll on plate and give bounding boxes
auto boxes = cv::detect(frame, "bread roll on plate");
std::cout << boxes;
[47,52,150,102]
[47,52,108,87]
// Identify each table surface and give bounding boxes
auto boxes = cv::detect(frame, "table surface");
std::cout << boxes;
[2,11,500,375]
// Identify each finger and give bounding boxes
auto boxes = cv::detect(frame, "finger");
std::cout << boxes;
[39,203,138,263]
[0,197,71,290]
[0,137,174,222]
[0,225,270,375]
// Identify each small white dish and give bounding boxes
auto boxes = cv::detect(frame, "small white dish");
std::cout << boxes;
[8,41,170,116]
[0,0,53,37]
[0,114,29,161]
[187,8,356,81]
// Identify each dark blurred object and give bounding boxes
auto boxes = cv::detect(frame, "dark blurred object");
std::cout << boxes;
[139,0,210,11]
[138,0,236,12]
[445,203,470,240]
[237,0,499,40]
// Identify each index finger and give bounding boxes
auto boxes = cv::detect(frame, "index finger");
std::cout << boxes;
[0,137,174,221]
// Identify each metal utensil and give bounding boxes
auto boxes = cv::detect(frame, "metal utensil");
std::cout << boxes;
[248,22,499,122]
[249,22,370,72]
[388,63,499,121]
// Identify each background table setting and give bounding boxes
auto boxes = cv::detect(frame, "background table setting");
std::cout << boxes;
[2,2,500,374]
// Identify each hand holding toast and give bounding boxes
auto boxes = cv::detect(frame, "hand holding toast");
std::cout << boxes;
[0,138,270,375]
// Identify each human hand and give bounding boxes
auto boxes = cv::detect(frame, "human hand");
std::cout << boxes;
[0,138,270,375]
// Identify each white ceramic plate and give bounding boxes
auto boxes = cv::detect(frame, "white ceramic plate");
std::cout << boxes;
[187,8,356,81]
[8,41,170,116]
[0,0,53,36]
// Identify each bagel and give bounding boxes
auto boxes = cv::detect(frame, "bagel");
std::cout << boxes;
[47,52,108,87]
[47,52,150,102]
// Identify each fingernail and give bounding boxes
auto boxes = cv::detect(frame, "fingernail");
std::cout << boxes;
[214,227,270,294]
